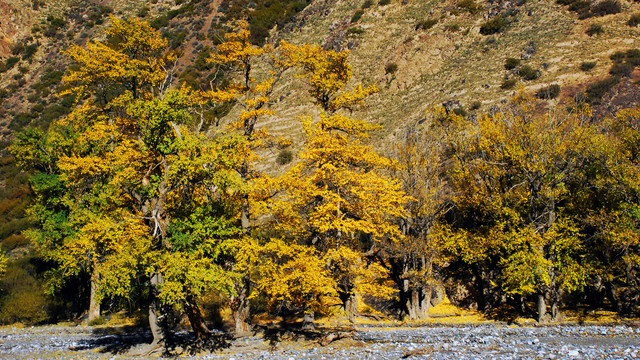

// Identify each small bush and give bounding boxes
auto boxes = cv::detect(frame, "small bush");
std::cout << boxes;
[501,78,517,89]
[351,9,365,23]
[518,65,540,80]
[626,49,640,66]
[480,16,509,35]
[452,107,467,117]
[88,316,107,326]
[585,23,603,36]
[385,62,398,75]
[415,18,438,30]
[610,51,626,62]
[609,62,634,77]
[379,0,391,5]
[347,27,365,35]
[628,13,640,27]
[470,101,482,110]
[277,149,293,165]
[362,0,374,8]
[504,57,521,70]
[580,61,597,71]
[585,76,620,104]
[591,0,621,16]
[446,23,461,32]
[137,6,150,18]
[457,0,482,14]
[536,84,561,99]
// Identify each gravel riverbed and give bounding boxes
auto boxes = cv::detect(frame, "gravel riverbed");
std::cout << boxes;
[1,324,639,359]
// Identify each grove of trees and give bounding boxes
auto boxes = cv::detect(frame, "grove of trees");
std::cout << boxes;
[4,15,640,349]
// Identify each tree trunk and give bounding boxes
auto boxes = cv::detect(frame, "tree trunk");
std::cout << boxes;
[344,292,358,322]
[404,286,431,321]
[184,294,211,340]
[419,286,432,319]
[149,272,165,346]
[88,275,101,323]
[551,300,559,322]
[537,292,546,323]
[233,274,251,335]
[302,310,316,330]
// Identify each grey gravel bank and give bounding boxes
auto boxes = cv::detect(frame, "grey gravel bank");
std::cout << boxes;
[1,324,639,359]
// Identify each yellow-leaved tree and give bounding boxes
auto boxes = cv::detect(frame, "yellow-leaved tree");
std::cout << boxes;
[256,44,408,323]
[437,94,594,322]
[13,17,245,349]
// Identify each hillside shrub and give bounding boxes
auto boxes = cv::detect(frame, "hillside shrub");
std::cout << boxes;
[480,16,509,35]
[536,84,561,99]
[277,149,293,165]
[629,13,640,27]
[580,61,597,71]
[385,62,398,75]
[626,49,640,66]
[591,0,621,16]
[609,62,634,77]
[379,0,391,5]
[585,23,603,36]
[446,23,461,32]
[504,57,521,70]
[470,101,482,110]
[347,27,365,35]
[362,0,374,8]
[415,18,438,30]
[457,0,482,14]
[351,9,365,23]
[518,65,540,80]
[610,51,626,62]
[0,57,19,73]
[501,78,517,89]
[585,76,619,104]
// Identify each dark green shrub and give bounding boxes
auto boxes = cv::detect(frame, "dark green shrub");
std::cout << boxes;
[0,57,19,73]
[626,49,640,66]
[415,18,438,30]
[277,149,293,165]
[362,0,374,8]
[591,0,621,16]
[351,9,365,23]
[609,62,634,77]
[470,101,482,110]
[610,51,626,62]
[585,23,603,36]
[518,65,540,80]
[628,13,640,27]
[536,84,561,99]
[457,0,482,14]
[446,23,460,32]
[379,0,391,5]
[504,57,521,70]
[137,6,150,18]
[585,76,619,104]
[480,16,509,35]
[385,62,398,75]
[580,61,597,71]
[347,27,365,35]
[501,78,517,89]
[452,107,467,117]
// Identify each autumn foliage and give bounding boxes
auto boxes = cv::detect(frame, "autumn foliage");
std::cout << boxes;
[5,16,640,343]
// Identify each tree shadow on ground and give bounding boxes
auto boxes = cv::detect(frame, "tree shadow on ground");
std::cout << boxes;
[255,323,355,347]
[71,326,232,356]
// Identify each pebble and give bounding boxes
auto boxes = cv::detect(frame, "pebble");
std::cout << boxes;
[0,324,639,359]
